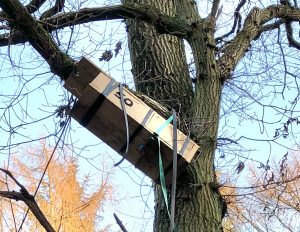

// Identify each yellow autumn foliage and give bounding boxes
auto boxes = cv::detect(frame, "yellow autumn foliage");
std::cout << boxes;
[0,142,113,232]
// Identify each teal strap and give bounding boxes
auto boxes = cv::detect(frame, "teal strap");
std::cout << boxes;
[155,115,173,136]
[158,137,171,219]
[156,114,179,232]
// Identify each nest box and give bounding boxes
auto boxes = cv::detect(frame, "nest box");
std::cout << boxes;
[64,57,199,185]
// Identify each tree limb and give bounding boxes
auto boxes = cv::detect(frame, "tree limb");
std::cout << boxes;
[113,213,128,232]
[0,0,47,22]
[0,3,192,50]
[1,1,299,85]
[0,190,23,201]
[210,0,221,19]
[285,21,300,49]
[279,0,300,49]
[0,0,74,80]
[218,5,300,81]
[258,19,285,35]
[216,0,246,42]
[26,0,47,14]
[0,169,56,232]
[45,3,192,36]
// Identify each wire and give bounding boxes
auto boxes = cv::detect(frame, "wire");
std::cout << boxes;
[170,109,177,232]
[17,117,71,232]
[114,84,129,167]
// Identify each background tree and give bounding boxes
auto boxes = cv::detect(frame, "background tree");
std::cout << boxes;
[0,142,113,232]
[217,151,300,231]
[0,0,300,231]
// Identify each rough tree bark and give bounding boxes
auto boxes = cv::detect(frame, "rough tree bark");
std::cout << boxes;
[124,0,224,231]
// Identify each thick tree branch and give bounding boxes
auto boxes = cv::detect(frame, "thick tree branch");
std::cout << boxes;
[258,19,285,34]
[26,0,47,14]
[0,31,25,46]
[0,0,46,22]
[218,5,300,81]
[0,169,55,232]
[210,0,221,19]
[45,3,192,36]
[1,1,299,84]
[285,21,300,49]
[0,0,74,80]
[0,3,192,48]
[279,0,300,49]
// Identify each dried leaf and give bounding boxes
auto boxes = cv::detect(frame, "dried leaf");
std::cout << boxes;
[114,41,122,57]
[99,50,113,61]
[236,161,245,174]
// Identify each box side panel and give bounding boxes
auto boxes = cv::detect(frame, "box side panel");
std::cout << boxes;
[65,57,199,184]
[144,112,199,162]
[88,69,200,165]
[182,143,200,162]
[70,85,176,181]
[91,74,154,126]
[64,57,102,97]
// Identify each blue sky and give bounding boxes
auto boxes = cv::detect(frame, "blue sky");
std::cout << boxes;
[1,0,300,231]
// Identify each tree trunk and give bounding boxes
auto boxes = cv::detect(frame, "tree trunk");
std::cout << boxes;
[124,0,193,123]
[125,0,225,231]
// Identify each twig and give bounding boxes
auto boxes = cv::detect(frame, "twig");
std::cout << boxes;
[113,213,128,232]
[216,0,246,42]
[0,169,56,232]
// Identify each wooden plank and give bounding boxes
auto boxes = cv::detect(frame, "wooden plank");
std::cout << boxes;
[66,57,200,185]
[90,73,199,160]
[70,87,166,181]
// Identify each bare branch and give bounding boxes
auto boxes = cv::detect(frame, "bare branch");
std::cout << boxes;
[258,19,285,35]
[285,21,300,49]
[0,169,56,232]
[0,0,47,21]
[40,0,65,19]
[45,3,192,36]
[210,0,221,19]
[216,0,247,42]
[113,213,128,232]
[218,5,300,81]
[0,0,75,80]
[0,190,23,201]
[26,0,47,14]
[0,31,25,46]
[0,168,26,191]
[0,3,192,49]
[21,193,56,232]
[279,0,300,49]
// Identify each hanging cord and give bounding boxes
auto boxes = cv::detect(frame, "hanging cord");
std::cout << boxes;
[18,116,71,231]
[170,109,177,232]
[114,83,130,167]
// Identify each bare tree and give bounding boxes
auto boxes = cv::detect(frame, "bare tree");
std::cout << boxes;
[1,0,300,231]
